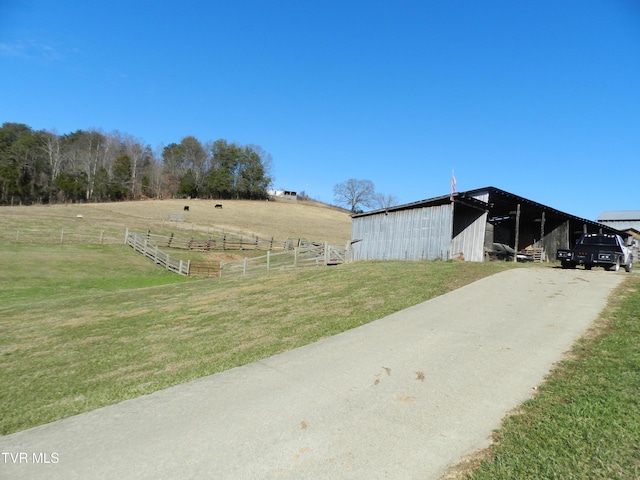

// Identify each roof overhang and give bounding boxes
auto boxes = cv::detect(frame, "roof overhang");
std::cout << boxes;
[351,192,486,219]
[352,186,625,236]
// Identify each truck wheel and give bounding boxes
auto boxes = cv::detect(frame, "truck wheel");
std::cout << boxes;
[585,265,592,270]
[625,261,633,273]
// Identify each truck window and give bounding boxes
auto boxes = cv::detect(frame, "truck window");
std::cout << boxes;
[581,236,616,246]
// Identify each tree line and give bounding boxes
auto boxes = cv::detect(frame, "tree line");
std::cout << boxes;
[0,122,273,205]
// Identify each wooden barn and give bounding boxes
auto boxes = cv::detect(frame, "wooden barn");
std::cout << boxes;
[350,186,624,263]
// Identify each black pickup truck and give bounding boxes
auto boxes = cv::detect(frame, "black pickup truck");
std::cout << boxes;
[557,233,633,272]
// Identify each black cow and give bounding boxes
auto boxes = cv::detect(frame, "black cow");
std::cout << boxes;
[215,204,223,209]
[184,206,189,211]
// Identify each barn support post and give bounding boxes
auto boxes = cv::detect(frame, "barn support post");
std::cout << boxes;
[513,203,521,262]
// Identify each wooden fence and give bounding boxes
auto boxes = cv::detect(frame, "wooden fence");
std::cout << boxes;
[220,241,349,277]
[125,230,190,276]
[143,231,294,252]
[0,227,124,244]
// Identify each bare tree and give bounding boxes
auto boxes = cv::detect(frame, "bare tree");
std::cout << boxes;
[60,129,108,201]
[333,178,375,213]
[42,130,63,182]
[122,133,152,199]
[373,193,399,209]
[146,154,164,199]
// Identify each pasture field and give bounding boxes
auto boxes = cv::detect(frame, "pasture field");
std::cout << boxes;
[0,198,352,245]
[0,240,510,435]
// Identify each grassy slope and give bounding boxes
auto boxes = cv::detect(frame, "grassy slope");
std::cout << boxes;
[0,198,353,245]
[0,240,511,435]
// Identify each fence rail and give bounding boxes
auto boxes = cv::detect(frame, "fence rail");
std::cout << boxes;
[0,227,124,244]
[125,230,190,276]
[1,223,347,279]
[143,231,295,252]
[220,242,349,277]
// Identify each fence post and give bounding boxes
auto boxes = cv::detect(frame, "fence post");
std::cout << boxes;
[267,251,271,270]
[60,229,64,244]
[243,257,248,275]
[154,245,159,264]
[219,262,223,277]
[180,259,184,274]
[100,230,104,244]
[294,248,298,267]
[124,228,129,244]
[186,260,191,276]
[325,241,329,264]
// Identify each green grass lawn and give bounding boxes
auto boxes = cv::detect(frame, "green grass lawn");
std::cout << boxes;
[462,274,640,480]
[5,242,639,479]
[0,242,509,435]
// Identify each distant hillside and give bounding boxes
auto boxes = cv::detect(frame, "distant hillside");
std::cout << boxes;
[0,199,353,245]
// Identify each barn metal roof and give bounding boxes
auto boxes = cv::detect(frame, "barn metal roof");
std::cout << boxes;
[352,191,483,217]
[597,211,640,221]
[353,186,621,234]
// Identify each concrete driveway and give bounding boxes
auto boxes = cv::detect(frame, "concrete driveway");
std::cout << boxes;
[0,267,625,479]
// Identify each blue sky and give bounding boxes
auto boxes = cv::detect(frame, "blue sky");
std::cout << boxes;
[1,1,638,220]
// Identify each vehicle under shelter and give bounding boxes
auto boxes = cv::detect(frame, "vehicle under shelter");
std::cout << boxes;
[350,186,626,263]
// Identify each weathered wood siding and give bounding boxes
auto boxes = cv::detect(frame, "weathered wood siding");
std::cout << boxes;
[450,205,487,262]
[351,204,454,261]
